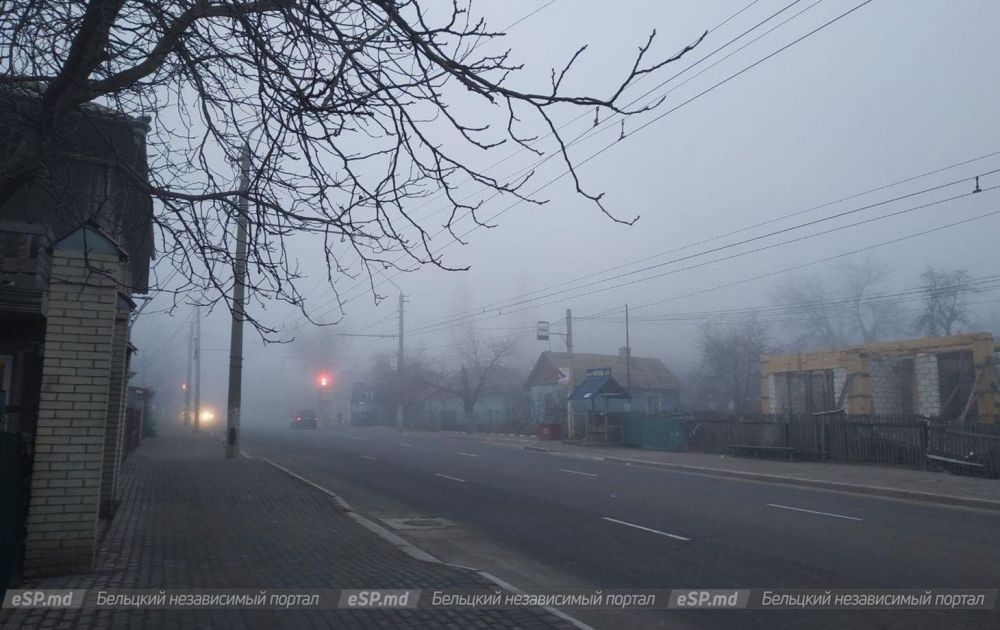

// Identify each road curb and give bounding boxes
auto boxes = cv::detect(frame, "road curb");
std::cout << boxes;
[524,446,553,453]
[437,431,540,446]
[246,450,594,630]
[600,456,1000,512]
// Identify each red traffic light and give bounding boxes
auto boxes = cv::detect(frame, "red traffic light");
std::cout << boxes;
[181,383,188,391]
[317,373,332,388]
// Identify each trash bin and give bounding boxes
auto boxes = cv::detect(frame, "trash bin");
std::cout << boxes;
[538,423,562,441]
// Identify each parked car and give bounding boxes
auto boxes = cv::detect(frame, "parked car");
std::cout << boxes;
[290,409,318,429]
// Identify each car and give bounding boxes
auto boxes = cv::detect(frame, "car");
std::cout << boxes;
[290,409,319,429]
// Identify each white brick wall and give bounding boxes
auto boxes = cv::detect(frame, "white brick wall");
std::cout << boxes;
[869,358,913,414]
[99,302,131,519]
[833,368,847,407]
[914,353,941,417]
[22,247,127,577]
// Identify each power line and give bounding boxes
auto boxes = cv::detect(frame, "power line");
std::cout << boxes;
[504,0,560,30]
[411,152,1000,330]
[134,314,190,366]
[617,206,1000,316]
[410,203,1000,336]
[593,275,1000,324]
[408,177,998,335]
[285,0,570,303]
[339,0,866,313]
[286,0,804,328]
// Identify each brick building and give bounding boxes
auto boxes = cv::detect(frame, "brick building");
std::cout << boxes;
[0,84,153,579]
[759,333,1000,421]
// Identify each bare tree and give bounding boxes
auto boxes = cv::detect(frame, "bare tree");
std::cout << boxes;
[369,345,439,418]
[431,328,516,427]
[0,1,705,331]
[773,257,902,351]
[913,267,976,336]
[287,326,336,374]
[693,314,771,414]
[840,257,903,343]
[984,310,1000,339]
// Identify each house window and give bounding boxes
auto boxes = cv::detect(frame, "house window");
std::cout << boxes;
[648,394,661,413]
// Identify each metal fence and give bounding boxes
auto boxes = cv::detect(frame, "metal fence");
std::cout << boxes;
[678,412,1000,478]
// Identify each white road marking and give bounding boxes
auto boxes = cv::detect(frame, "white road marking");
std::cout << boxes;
[559,469,598,478]
[457,452,479,458]
[360,455,377,461]
[600,517,690,541]
[399,442,414,447]
[434,473,467,483]
[342,435,369,441]
[766,503,863,521]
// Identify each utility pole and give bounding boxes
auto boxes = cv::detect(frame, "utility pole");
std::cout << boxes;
[225,142,250,458]
[193,304,202,433]
[396,293,407,433]
[625,304,632,413]
[183,320,193,427]
[565,308,574,441]
[625,303,631,390]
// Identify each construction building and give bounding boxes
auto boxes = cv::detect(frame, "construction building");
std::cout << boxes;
[760,333,999,422]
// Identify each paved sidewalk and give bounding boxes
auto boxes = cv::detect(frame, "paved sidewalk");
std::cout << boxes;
[426,429,1000,510]
[1,431,577,630]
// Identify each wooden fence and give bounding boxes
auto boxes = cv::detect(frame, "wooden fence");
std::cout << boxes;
[679,412,1000,477]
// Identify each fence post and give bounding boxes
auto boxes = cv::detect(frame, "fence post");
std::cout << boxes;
[920,420,928,468]
[821,415,830,460]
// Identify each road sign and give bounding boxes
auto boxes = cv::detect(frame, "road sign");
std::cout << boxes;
[536,321,550,341]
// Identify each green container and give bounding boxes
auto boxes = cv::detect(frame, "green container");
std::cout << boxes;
[620,414,688,451]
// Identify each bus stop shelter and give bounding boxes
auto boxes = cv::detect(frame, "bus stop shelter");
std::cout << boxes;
[569,368,631,443]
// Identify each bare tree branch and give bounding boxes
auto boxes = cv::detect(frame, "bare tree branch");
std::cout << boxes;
[0,0,704,334]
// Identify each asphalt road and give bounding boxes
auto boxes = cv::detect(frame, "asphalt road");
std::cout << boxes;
[242,424,1000,630]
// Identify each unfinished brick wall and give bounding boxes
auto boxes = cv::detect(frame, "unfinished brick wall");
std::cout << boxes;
[869,358,914,415]
[770,373,808,413]
[914,353,941,417]
[22,246,126,577]
[832,368,847,402]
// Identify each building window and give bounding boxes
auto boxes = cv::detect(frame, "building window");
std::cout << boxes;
[648,394,661,413]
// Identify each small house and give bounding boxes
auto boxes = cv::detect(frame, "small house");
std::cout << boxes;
[525,348,683,423]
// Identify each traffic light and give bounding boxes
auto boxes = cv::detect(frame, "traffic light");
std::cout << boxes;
[317,373,331,389]
[181,383,188,391]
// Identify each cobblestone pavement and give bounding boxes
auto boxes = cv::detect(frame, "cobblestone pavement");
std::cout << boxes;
[1,431,578,629]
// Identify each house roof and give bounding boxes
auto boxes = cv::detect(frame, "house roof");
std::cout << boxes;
[55,221,129,260]
[526,351,684,391]
[569,372,631,401]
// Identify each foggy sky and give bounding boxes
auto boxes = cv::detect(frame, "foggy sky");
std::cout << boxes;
[130,0,1000,421]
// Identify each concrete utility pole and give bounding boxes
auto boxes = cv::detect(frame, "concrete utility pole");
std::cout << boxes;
[183,320,193,426]
[193,304,202,433]
[625,303,631,390]
[225,142,251,458]
[565,308,574,440]
[396,293,407,433]
[625,304,632,413]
